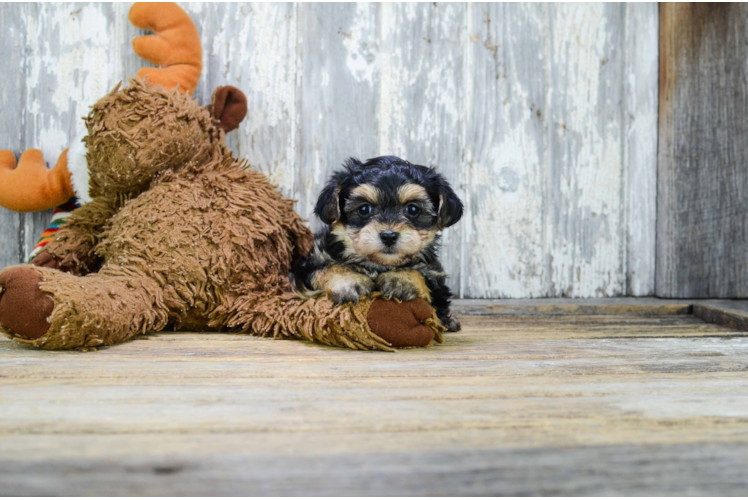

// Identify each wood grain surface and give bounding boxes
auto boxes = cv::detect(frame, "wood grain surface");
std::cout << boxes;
[657,4,748,298]
[3,308,748,495]
[0,3,659,298]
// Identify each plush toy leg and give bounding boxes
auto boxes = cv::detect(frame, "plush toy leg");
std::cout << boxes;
[27,198,81,263]
[0,265,170,349]
[0,268,446,351]
[222,292,445,351]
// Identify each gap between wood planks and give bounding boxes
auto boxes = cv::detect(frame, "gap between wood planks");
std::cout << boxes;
[451,298,748,334]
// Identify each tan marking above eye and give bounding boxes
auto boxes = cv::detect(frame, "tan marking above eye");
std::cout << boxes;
[350,184,380,204]
[398,184,429,204]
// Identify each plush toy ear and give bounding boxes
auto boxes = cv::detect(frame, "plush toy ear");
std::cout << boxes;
[437,183,463,229]
[211,86,248,133]
[314,184,342,225]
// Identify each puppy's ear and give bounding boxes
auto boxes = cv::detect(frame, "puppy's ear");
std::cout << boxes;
[211,86,248,132]
[437,182,463,229]
[343,157,363,173]
[315,159,361,224]
[314,183,342,225]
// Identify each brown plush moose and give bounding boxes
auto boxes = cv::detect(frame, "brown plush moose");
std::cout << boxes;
[0,3,444,351]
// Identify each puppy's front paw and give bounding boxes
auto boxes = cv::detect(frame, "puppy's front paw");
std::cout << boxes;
[328,279,372,305]
[376,270,431,302]
[442,314,461,332]
[313,265,374,305]
[377,275,419,301]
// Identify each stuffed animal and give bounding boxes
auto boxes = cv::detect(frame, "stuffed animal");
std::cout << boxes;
[0,2,444,351]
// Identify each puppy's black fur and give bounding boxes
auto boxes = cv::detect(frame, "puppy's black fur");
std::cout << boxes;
[293,156,463,331]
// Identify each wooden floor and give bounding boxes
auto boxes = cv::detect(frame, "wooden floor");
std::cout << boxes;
[3,300,748,495]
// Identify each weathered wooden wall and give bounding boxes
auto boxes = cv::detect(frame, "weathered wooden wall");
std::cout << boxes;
[657,4,748,298]
[0,3,659,298]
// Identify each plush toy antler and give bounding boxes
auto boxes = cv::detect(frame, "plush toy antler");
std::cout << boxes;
[0,150,74,212]
[130,2,202,95]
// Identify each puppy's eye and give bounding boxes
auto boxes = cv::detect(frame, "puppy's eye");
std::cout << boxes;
[358,204,372,216]
[405,204,421,217]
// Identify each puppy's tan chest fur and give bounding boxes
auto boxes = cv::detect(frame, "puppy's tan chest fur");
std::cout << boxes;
[315,265,431,304]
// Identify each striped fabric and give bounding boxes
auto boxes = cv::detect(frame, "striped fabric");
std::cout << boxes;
[28,198,82,262]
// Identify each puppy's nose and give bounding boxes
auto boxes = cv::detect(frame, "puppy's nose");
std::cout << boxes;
[379,230,399,247]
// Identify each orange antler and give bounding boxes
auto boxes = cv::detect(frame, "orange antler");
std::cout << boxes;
[0,150,74,212]
[129,2,202,95]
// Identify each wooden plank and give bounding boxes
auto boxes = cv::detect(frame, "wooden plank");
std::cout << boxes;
[3,440,748,496]
[452,298,748,331]
[693,303,748,332]
[111,3,153,83]
[19,3,122,260]
[3,316,748,435]
[623,3,658,296]
[452,297,692,316]
[0,3,662,298]
[657,4,748,298]
[546,4,625,297]
[463,3,549,298]
[2,316,745,382]
[294,3,381,230]
[0,4,23,266]
[463,4,658,298]
[185,3,299,199]
[3,313,748,494]
[380,2,466,296]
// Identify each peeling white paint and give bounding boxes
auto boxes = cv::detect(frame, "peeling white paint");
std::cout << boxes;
[24,3,119,162]
[379,3,466,293]
[188,3,299,197]
[343,3,379,86]
[0,2,659,298]
[624,3,658,296]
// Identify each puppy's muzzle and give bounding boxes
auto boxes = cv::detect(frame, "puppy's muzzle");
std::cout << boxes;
[379,229,399,247]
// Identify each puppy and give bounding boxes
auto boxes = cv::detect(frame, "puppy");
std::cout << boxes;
[293,156,463,332]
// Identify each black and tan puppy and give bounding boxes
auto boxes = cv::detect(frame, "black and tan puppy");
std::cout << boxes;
[293,156,463,332]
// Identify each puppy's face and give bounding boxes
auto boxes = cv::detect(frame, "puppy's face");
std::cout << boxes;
[315,156,463,267]
[336,181,437,266]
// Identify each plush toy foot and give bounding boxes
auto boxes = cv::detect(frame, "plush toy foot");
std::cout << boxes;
[0,266,53,340]
[366,298,436,347]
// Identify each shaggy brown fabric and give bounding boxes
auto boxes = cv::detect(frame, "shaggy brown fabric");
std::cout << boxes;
[0,266,54,340]
[43,197,123,275]
[84,80,217,200]
[0,77,444,351]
